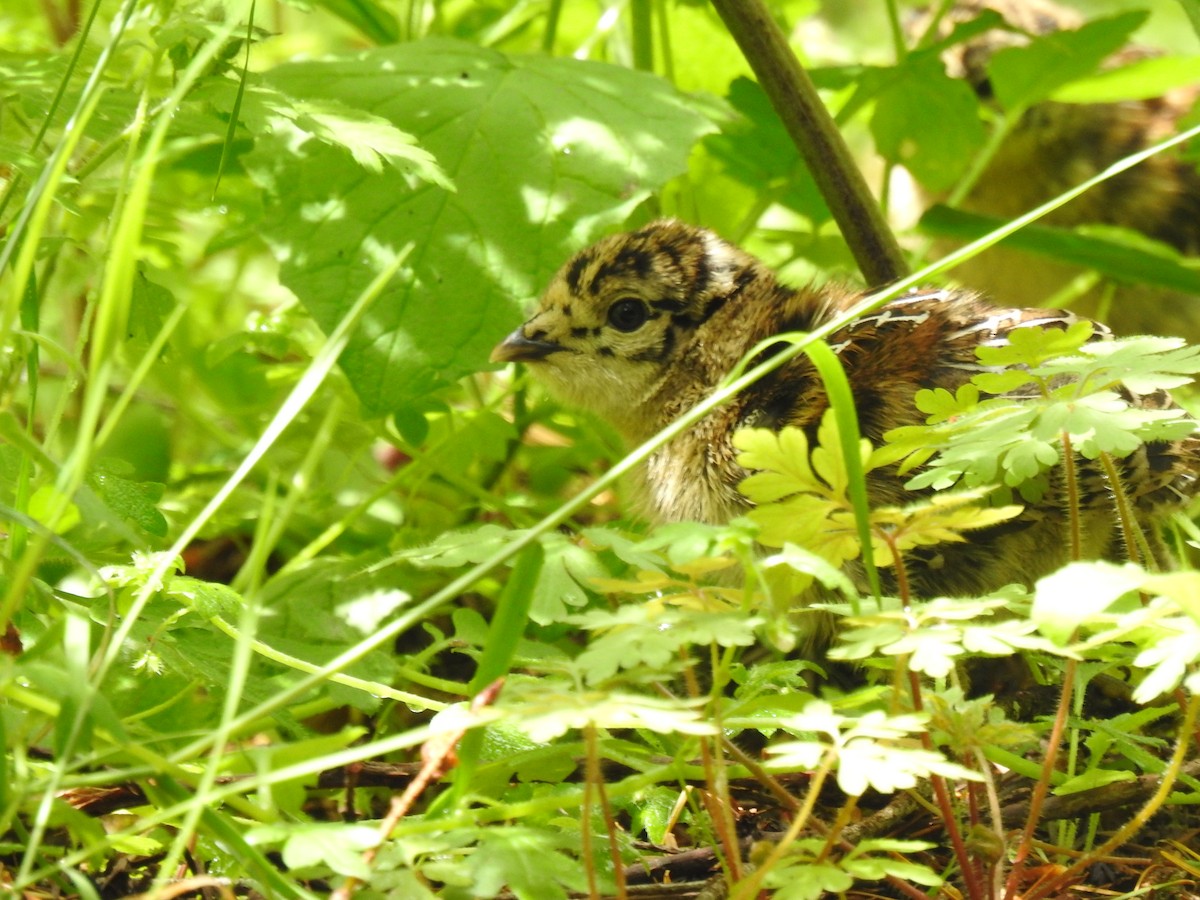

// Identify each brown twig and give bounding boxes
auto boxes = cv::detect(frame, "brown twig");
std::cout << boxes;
[708,0,909,287]
[1003,657,1078,900]
[331,678,506,900]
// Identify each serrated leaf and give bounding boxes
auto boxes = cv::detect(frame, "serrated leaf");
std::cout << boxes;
[972,368,1039,395]
[871,490,1024,567]
[765,861,852,899]
[500,684,717,742]
[531,532,605,624]
[870,55,985,191]
[1033,561,1145,644]
[249,40,715,414]
[89,468,168,537]
[974,320,1095,370]
[836,742,979,796]
[914,383,980,423]
[1052,55,1200,103]
[998,438,1058,483]
[167,577,243,619]
[987,11,1148,111]
[734,426,820,503]
[466,828,589,900]
[249,823,379,878]
[573,607,760,683]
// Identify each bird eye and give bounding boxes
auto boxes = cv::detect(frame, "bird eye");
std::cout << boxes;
[607,298,648,332]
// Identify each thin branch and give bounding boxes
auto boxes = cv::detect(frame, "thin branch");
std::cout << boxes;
[708,0,908,286]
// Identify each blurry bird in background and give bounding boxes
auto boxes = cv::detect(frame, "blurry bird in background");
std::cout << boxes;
[492,220,1199,600]
[908,0,1200,339]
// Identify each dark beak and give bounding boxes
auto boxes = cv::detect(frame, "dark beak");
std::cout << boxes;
[490,328,563,363]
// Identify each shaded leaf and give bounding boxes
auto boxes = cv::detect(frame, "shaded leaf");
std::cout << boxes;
[249,40,715,414]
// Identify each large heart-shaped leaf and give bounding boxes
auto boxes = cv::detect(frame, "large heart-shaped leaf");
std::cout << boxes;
[247,40,716,415]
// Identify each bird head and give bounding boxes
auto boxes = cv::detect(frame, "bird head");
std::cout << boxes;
[490,220,762,435]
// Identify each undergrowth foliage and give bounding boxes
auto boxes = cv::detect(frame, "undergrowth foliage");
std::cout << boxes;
[2,1,1200,898]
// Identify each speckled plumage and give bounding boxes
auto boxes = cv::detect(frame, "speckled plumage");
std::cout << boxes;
[493,220,1198,597]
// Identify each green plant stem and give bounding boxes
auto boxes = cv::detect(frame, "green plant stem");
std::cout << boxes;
[1003,656,1079,900]
[209,615,446,710]
[1097,451,1146,566]
[708,0,908,286]
[542,0,564,53]
[683,659,742,884]
[1061,432,1082,562]
[630,0,653,71]
[730,753,835,899]
[972,746,1007,899]
[1021,692,1200,900]
[655,0,675,83]
[585,723,628,899]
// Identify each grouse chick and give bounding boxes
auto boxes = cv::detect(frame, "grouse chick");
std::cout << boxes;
[492,220,1197,597]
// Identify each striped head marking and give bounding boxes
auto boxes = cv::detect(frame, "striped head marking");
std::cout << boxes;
[491,220,757,431]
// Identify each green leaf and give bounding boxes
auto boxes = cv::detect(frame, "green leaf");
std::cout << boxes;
[1049,336,1200,395]
[531,532,605,624]
[1052,55,1200,103]
[735,426,821,503]
[914,383,980,423]
[870,56,985,191]
[1054,768,1136,795]
[705,77,831,225]
[998,437,1059,483]
[27,484,81,534]
[974,321,1095,370]
[919,206,1200,296]
[1132,628,1200,703]
[466,828,590,900]
[497,683,716,742]
[249,40,715,414]
[870,490,1024,568]
[836,742,979,796]
[476,542,542,693]
[766,860,852,899]
[628,786,682,844]
[1033,561,1145,644]
[89,465,168,537]
[250,823,380,879]
[987,11,1148,111]
[574,606,761,684]
[167,577,244,619]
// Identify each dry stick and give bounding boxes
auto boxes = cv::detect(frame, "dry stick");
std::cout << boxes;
[709,0,909,287]
[1001,657,1078,900]
[330,679,506,900]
